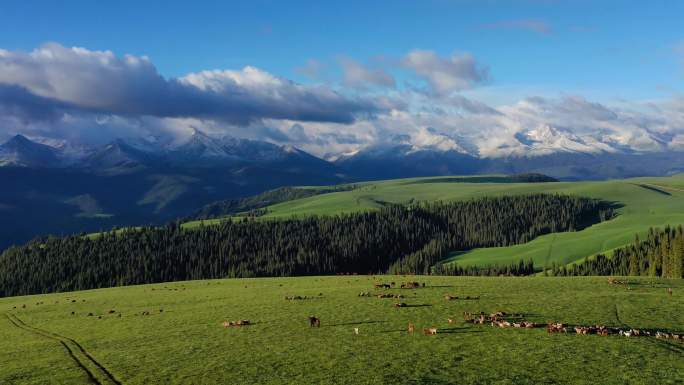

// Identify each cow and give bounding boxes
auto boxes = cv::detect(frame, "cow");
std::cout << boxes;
[408,322,415,334]
[448,318,455,324]
[547,322,567,334]
[667,288,673,296]
[656,331,670,339]
[354,327,359,335]
[309,316,321,327]
[423,328,438,336]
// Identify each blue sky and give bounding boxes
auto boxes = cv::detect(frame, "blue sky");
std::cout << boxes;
[1,0,682,102]
[0,1,682,156]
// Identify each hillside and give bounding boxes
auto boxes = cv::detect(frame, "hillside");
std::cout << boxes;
[1,195,611,296]
[1,276,682,384]
[3,173,683,297]
[187,174,684,269]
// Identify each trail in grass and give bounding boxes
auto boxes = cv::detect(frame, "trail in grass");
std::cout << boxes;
[4,313,121,385]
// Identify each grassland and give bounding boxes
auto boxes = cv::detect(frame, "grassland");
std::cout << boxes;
[183,174,684,269]
[1,275,683,384]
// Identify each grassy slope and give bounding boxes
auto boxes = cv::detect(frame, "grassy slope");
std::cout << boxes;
[1,276,683,385]
[184,174,684,268]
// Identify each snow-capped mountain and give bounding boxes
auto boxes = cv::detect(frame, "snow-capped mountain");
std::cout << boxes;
[81,139,160,172]
[334,128,476,163]
[0,134,61,167]
[339,123,680,165]
[2,125,683,180]
[509,124,621,156]
[0,130,335,173]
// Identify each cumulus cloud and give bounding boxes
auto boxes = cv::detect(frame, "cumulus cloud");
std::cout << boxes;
[0,84,72,122]
[1,43,683,161]
[339,57,395,89]
[479,19,552,35]
[0,43,385,125]
[402,50,488,96]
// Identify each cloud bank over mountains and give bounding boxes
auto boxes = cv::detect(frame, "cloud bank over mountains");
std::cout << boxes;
[0,42,683,158]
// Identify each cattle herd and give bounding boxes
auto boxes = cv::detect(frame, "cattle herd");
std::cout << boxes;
[463,310,684,341]
[219,280,682,344]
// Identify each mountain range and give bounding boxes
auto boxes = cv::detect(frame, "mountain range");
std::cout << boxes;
[1,127,683,250]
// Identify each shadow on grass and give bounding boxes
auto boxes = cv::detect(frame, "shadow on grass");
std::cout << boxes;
[402,304,432,308]
[622,281,673,289]
[634,184,672,196]
[639,336,684,354]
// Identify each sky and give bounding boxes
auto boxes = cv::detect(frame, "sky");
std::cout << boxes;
[0,0,683,157]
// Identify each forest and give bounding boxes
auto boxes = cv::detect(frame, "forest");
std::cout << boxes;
[556,225,684,278]
[0,194,614,296]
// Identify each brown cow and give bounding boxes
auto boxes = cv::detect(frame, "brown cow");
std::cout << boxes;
[423,327,438,336]
[667,288,673,296]
[408,322,415,334]
[546,322,567,334]
[309,316,321,327]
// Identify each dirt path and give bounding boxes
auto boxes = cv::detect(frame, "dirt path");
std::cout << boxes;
[4,313,122,385]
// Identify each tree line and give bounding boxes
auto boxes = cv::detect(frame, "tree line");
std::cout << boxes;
[432,259,536,277]
[0,194,614,296]
[554,225,684,278]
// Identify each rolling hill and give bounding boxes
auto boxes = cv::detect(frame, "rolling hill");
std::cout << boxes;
[185,174,684,269]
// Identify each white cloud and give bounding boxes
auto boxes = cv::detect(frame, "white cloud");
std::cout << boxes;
[402,50,488,96]
[339,57,395,89]
[0,43,385,125]
[1,43,683,161]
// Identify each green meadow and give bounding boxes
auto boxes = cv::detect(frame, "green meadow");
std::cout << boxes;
[7,175,683,384]
[1,276,683,384]
[183,174,684,269]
